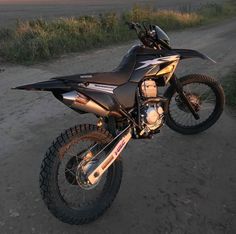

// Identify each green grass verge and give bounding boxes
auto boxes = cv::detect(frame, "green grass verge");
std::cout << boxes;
[222,69,236,107]
[0,1,236,64]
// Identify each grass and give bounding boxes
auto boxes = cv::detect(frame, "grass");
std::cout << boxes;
[0,1,236,64]
[222,69,236,107]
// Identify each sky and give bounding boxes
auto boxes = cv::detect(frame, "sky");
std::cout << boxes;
[0,0,82,3]
[0,0,106,3]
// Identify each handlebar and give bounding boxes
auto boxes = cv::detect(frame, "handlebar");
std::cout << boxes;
[126,22,144,35]
[126,22,171,50]
[126,22,157,48]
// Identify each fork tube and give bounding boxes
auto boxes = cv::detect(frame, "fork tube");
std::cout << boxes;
[170,74,200,120]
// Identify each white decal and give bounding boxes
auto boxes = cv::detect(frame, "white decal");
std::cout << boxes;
[136,55,180,70]
[78,83,117,94]
[80,75,93,78]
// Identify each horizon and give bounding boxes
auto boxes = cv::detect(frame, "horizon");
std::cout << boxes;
[0,0,58,3]
[0,0,103,4]
[0,0,136,4]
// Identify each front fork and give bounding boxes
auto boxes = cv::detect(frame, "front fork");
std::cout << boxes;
[170,75,200,120]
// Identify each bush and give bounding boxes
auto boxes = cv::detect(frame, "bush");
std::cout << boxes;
[222,69,236,107]
[123,5,202,29]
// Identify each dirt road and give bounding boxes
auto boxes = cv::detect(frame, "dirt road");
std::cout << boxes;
[0,18,236,233]
[0,0,225,27]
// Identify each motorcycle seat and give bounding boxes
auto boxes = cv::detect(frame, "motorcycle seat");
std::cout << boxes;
[54,46,139,86]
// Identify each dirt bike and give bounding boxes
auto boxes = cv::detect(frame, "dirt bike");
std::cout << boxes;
[14,22,225,224]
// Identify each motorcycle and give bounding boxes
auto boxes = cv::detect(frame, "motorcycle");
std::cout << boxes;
[14,22,225,224]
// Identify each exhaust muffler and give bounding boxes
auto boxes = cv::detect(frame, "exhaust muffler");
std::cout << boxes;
[62,91,120,117]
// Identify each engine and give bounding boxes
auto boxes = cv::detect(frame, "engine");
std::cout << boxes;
[140,102,164,130]
[138,79,165,136]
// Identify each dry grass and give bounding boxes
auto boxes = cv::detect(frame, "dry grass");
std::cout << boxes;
[123,6,203,29]
[222,69,236,107]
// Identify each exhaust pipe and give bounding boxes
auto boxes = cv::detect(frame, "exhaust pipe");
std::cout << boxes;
[62,91,120,117]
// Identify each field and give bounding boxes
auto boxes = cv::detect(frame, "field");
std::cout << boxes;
[0,0,235,64]
[0,0,225,27]
[222,69,236,107]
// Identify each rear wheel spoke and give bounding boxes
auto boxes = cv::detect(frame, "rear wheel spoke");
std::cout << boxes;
[65,168,76,177]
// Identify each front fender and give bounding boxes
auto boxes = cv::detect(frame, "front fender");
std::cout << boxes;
[172,49,216,63]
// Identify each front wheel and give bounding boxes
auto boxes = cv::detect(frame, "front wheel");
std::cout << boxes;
[39,124,123,225]
[164,74,225,135]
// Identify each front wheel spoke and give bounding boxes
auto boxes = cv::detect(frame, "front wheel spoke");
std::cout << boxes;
[200,106,214,111]
[200,91,212,101]
[186,113,193,126]
[202,97,216,104]
[190,114,195,125]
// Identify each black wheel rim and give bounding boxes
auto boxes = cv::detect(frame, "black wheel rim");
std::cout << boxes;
[169,82,217,128]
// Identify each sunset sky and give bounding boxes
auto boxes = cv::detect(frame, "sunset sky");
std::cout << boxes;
[0,0,111,3]
[2,0,65,3]
[0,0,91,3]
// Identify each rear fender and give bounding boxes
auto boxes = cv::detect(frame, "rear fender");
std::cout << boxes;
[13,79,72,91]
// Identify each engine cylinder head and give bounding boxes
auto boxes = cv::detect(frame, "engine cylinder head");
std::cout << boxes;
[140,80,158,98]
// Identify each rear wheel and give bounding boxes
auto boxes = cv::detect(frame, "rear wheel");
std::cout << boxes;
[39,124,123,225]
[164,74,225,134]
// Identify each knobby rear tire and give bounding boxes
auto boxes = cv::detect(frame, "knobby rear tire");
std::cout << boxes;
[164,74,225,135]
[39,124,123,225]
